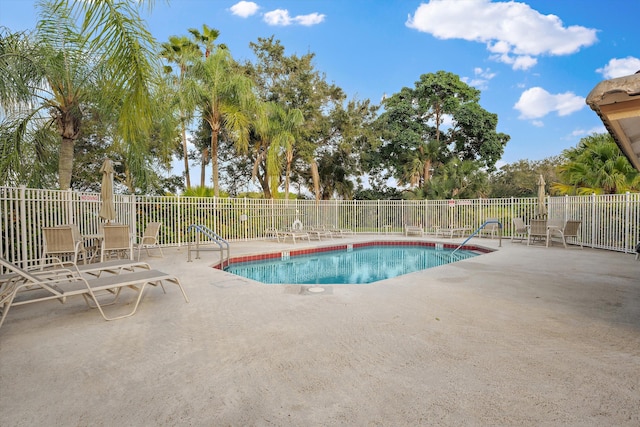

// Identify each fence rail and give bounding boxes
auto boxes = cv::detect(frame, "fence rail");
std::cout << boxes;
[2,186,639,266]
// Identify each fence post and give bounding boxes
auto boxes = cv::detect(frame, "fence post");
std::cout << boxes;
[625,191,631,252]
[591,193,596,248]
[19,186,28,267]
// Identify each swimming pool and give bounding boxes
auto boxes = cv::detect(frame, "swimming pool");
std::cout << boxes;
[223,242,483,284]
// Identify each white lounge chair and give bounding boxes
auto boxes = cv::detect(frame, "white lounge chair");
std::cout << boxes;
[404,225,424,236]
[279,230,311,244]
[324,224,354,238]
[434,225,471,238]
[0,256,188,329]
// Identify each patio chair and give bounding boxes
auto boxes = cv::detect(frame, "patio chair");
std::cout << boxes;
[264,227,280,241]
[434,225,472,238]
[479,218,499,239]
[512,218,527,243]
[42,226,88,265]
[527,219,548,246]
[0,256,189,329]
[548,220,583,249]
[308,226,333,241]
[324,224,355,238]
[101,224,133,262]
[134,222,164,261]
[278,229,311,244]
[404,225,424,236]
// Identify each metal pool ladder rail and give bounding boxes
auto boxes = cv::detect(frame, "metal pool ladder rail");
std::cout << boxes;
[451,219,502,257]
[187,224,230,267]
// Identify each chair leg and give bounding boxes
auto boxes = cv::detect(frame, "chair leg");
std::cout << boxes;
[85,283,150,321]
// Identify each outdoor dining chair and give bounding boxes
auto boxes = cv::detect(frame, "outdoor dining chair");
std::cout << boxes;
[512,217,528,243]
[527,219,548,246]
[101,224,133,262]
[42,226,87,265]
[548,220,583,249]
[134,222,164,261]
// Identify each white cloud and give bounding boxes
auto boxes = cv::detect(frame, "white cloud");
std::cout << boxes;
[295,13,325,26]
[532,120,544,128]
[230,1,259,18]
[514,87,585,120]
[462,67,496,90]
[596,57,640,79]
[406,0,597,71]
[263,9,325,26]
[571,126,607,137]
[264,9,291,25]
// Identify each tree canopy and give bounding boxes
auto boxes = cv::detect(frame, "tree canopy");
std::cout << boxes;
[7,10,634,201]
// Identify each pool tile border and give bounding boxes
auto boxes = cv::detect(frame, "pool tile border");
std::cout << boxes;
[213,240,492,270]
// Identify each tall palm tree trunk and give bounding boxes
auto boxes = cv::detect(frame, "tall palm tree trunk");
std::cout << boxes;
[311,160,320,202]
[56,108,81,190]
[285,151,293,200]
[181,120,191,189]
[200,147,208,188]
[58,137,75,190]
[211,129,219,196]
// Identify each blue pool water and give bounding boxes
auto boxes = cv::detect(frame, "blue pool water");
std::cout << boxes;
[224,245,479,285]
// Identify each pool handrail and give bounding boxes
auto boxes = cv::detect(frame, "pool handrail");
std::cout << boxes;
[186,224,230,267]
[450,219,502,257]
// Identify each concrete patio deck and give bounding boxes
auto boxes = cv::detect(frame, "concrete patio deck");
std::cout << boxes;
[1,234,639,426]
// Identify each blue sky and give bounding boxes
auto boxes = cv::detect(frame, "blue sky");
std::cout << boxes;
[2,0,640,172]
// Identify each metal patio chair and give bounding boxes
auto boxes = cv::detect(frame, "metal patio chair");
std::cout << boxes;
[42,226,88,265]
[101,224,133,262]
[134,222,164,261]
[548,220,583,249]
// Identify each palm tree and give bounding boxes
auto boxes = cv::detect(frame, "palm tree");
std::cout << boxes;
[252,102,304,198]
[160,35,200,189]
[188,24,222,58]
[427,158,488,199]
[0,0,159,190]
[192,48,255,196]
[553,133,640,195]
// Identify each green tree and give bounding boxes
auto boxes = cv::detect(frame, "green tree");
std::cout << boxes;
[160,35,201,189]
[243,36,345,200]
[192,47,255,196]
[0,0,159,190]
[553,133,640,195]
[489,157,562,198]
[251,102,304,198]
[375,71,509,194]
[311,99,379,199]
[419,158,489,200]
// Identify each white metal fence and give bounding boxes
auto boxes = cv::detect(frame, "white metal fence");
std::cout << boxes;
[2,185,639,266]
